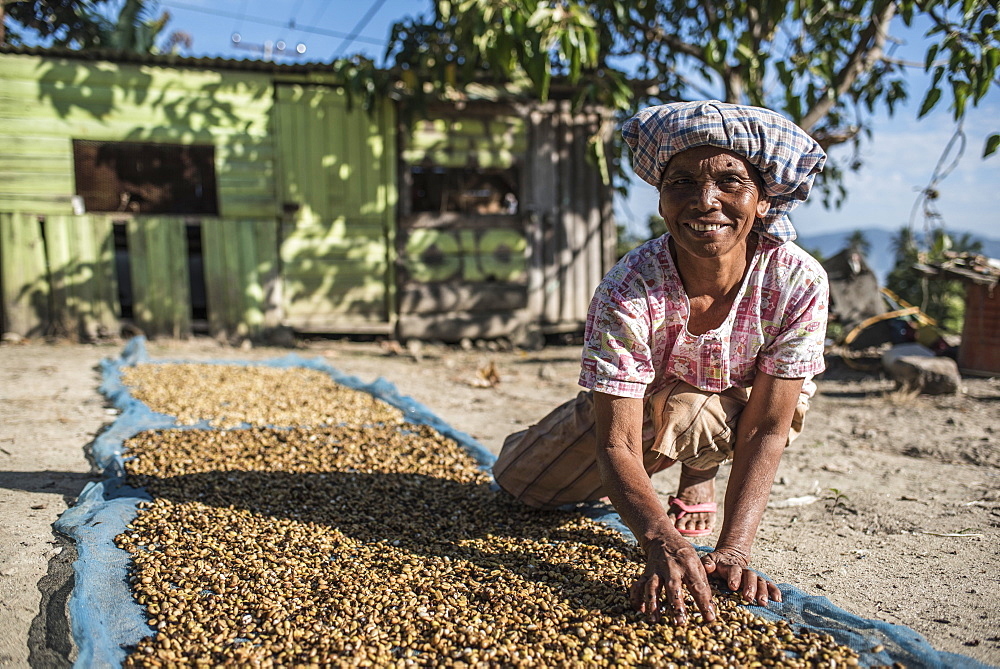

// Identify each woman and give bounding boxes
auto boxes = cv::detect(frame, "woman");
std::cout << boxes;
[493,100,829,625]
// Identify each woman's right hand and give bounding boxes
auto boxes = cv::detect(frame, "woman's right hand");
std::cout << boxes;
[630,533,717,625]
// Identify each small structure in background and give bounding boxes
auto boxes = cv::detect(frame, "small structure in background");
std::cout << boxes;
[917,253,1000,376]
[821,245,959,392]
[822,247,887,343]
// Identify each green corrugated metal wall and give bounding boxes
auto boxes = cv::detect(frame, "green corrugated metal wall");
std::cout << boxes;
[0,53,283,338]
[274,84,397,332]
[0,51,610,341]
[126,217,190,338]
[202,218,279,338]
[0,212,119,338]
[1,213,51,337]
[0,53,396,338]
[0,53,275,218]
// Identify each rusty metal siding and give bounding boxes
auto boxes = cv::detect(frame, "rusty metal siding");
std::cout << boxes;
[396,105,532,341]
[958,283,1000,374]
[529,101,615,334]
[397,102,616,342]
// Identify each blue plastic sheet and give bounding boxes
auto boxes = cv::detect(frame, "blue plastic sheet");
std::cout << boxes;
[54,337,993,669]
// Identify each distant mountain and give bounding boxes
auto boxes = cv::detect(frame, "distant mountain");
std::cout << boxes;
[796,228,1000,283]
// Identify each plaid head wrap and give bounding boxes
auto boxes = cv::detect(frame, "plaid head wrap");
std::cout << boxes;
[622,100,826,243]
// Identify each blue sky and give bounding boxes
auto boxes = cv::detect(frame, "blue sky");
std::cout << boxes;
[76,0,1000,241]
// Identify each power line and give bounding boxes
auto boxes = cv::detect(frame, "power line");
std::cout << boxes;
[307,1,331,28]
[232,0,249,34]
[287,0,308,29]
[334,0,389,56]
[159,0,386,46]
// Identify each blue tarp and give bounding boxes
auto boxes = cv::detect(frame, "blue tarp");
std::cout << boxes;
[54,337,993,669]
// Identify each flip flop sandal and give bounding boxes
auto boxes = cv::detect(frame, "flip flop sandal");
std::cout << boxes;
[668,496,717,537]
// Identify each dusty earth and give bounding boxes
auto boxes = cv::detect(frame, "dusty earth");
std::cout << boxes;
[1,335,998,667]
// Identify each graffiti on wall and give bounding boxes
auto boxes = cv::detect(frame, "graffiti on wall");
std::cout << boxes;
[404,228,527,284]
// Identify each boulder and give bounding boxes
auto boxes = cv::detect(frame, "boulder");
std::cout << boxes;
[882,344,961,395]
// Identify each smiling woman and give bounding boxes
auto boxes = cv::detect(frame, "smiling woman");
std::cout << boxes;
[494,100,832,627]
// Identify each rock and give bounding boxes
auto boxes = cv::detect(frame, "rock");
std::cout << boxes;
[406,338,424,362]
[538,364,559,382]
[258,325,297,348]
[882,345,961,395]
[1,332,24,344]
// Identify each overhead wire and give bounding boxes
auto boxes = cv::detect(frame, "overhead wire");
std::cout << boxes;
[334,0,389,56]
[287,0,307,29]
[232,0,248,34]
[158,0,386,46]
[908,122,967,234]
[307,0,332,29]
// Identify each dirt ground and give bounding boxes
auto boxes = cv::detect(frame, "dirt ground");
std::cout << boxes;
[1,335,998,667]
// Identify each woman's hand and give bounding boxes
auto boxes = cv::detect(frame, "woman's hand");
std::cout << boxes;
[630,534,717,625]
[701,547,782,605]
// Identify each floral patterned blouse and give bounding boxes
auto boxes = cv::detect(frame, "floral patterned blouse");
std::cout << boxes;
[579,233,828,399]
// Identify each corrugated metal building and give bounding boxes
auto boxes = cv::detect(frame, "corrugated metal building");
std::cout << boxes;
[0,47,617,343]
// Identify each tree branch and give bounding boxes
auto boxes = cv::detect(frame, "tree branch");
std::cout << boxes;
[653,28,745,102]
[645,27,706,63]
[799,0,898,131]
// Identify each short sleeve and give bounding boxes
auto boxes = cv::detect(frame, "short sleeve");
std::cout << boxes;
[757,269,828,379]
[578,270,656,399]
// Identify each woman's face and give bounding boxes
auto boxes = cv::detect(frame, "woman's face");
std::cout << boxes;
[658,146,771,261]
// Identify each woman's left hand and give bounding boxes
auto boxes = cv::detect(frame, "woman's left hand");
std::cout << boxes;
[701,547,782,606]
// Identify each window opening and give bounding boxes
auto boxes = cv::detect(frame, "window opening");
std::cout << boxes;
[410,167,519,215]
[72,140,219,215]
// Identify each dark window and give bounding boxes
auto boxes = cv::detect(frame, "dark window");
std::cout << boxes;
[72,140,219,215]
[410,167,519,215]
[112,222,132,319]
[186,223,208,325]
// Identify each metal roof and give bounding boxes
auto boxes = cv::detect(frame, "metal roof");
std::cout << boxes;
[918,253,1000,287]
[0,44,350,74]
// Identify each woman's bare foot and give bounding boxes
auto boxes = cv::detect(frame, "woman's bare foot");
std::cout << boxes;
[668,464,718,536]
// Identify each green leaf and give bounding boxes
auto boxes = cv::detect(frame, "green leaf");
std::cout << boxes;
[985,47,1000,79]
[924,43,939,71]
[977,65,993,102]
[985,133,1000,158]
[918,86,941,118]
[569,42,582,81]
[704,40,721,67]
[951,79,970,117]
[931,65,945,88]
